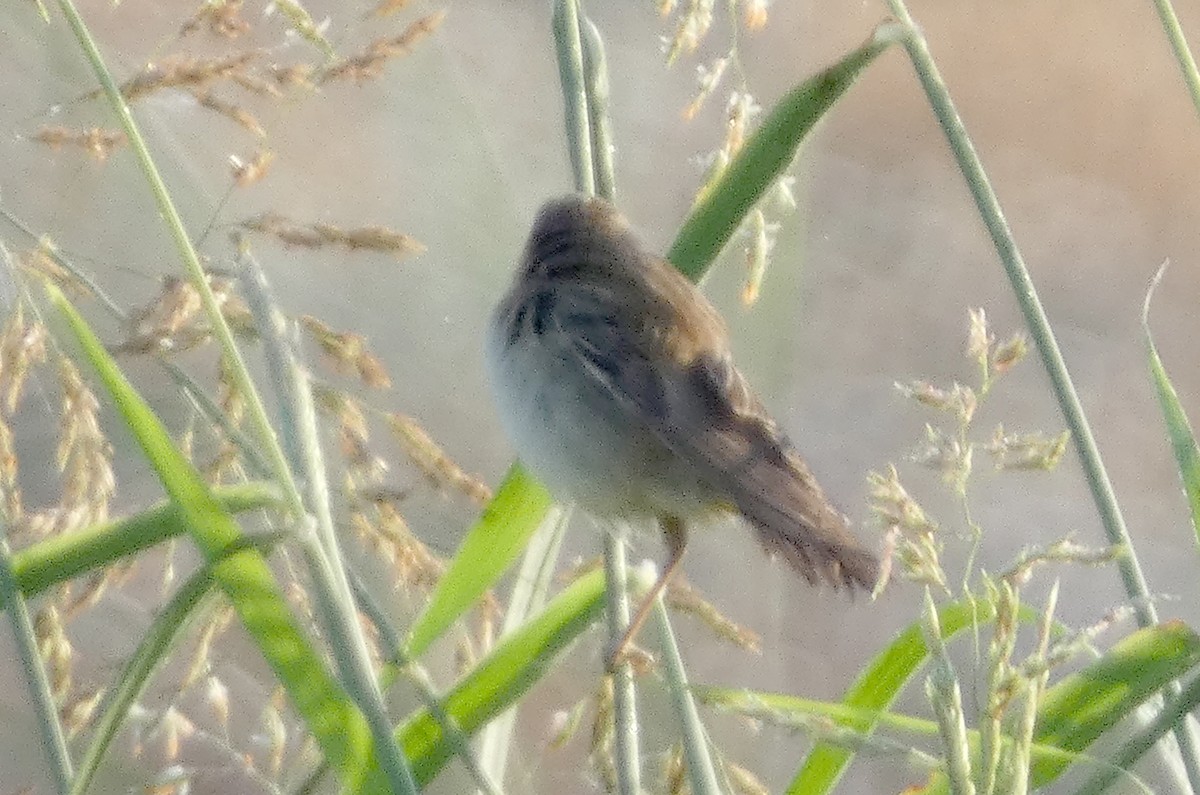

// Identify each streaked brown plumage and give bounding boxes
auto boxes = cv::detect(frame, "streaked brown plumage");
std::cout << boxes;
[485,194,879,662]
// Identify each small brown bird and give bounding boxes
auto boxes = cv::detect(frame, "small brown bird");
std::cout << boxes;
[485,194,879,664]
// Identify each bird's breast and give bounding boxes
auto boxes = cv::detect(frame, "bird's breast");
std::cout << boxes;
[485,307,713,521]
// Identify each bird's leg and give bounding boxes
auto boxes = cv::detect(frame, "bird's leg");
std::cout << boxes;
[606,515,687,670]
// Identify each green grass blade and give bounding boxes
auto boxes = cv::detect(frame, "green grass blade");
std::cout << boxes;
[46,284,389,793]
[8,483,279,603]
[698,686,1083,772]
[787,598,993,792]
[1078,670,1200,794]
[1034,621,1200,782]
[787,597,1050,793]
[400,569,606,786]
[667,22,904,281]
[1143,266,1200,551]
[772,621,1200,795]
[405,463,552,658]
[911,621,1200,795]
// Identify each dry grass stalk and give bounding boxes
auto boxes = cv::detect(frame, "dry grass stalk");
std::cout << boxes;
[56,356,115,528]
[201,356,248,482]
[482,598,505,654]
[299,316,391,389]
[664,744,686,795]
[60,568,124,621]
[895,379,978,424]
[260,694,288,777]
[119,52,258,101]
[180,0,250,38]
[369,0,411,17]
[869,465,946,593]
[722,91,758,161]
[385,412,492,503]
[146,764,191,794]
[16,243,92,296]
[270,0,335,57]
[63,688,105,739]
[230,150,274,185]
[193,91,266,137]
[589,678,617,792]
[664,0,714,63]
[205,676,230,735]
[158,706,197,763]
[0,307,49,524]
[240,213,426,260]
[681,56,728,121]
[725,760,770,795]
[985,426,1070,471]
[547,699,588,749]
[342,423,388,483]
[114,273,251,354]
[740,206,769,306]
[34,604,73,703]
[0,304,48,413]
[665,575,761,653]
[0,416,16,518]
[32,125,126,161]
[350,501,444,591]
[312,385,388,481]
[267,62,317,90]
[742,0,769,31]
[180,606,235,693]
[117,276,201,354]
[322,10,446,83]
[229,70,284,97]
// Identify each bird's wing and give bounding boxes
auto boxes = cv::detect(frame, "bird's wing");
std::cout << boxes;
[556,262,879,591]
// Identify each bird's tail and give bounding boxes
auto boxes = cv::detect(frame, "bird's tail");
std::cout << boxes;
[730,452,880,591]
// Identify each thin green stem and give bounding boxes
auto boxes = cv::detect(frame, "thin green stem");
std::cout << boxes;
[0,536,73,793]
[553,0,595,197]
[603,531,642,795]
[292,388,417,793]
[237,253,307,483]
[581,18,616,202]
[885,2,1200,790]
[1151,0,1200,119]
[348,571,504,795]
[884,2,1155,623]
[551,1,641,791]
[654,599,724,795]
[240,255,417,794]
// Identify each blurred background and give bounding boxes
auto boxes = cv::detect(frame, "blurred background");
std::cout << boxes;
[2,0,1199,792]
